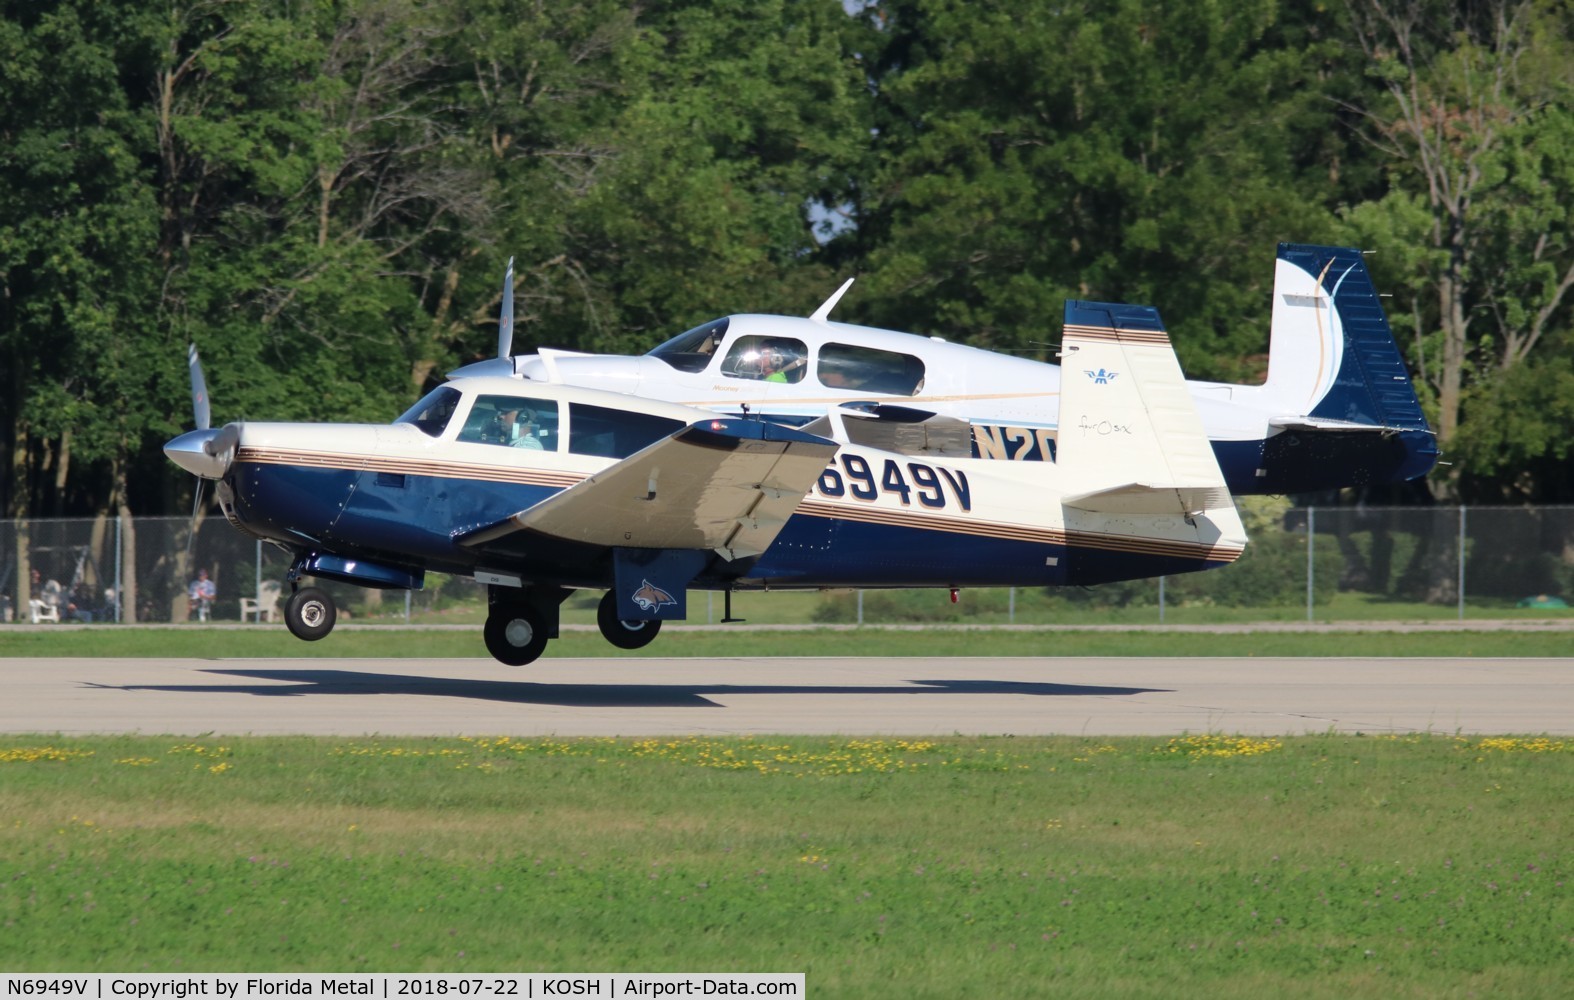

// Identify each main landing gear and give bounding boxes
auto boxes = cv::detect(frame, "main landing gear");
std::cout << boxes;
[283,585,336,641]
[596,590,662,650]
[484,601,549,666]
[481,587,664,665]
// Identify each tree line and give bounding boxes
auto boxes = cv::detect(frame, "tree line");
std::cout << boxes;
[3,0,1572,520]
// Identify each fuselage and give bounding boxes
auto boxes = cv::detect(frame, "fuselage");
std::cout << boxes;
[199,377,1243,594]
[487,311,1432,495]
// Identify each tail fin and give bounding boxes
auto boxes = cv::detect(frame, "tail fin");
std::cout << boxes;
[1058,302,1234,517]
[1259,243,1438,485]
[1265,244,1430,429]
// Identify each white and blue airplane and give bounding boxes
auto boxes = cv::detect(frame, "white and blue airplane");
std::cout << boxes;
[456,244,1437,497]
[167,300,1246,665]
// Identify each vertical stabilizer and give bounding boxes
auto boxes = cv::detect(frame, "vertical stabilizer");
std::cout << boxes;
[1058,302,1233,516]
[1265,244,1431,431]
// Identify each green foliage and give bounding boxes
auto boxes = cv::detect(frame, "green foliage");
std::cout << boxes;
[4,0,1574,514]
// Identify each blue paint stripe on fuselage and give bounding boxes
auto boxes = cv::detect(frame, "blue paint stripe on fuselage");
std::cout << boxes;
[737,515,1231,589]
[228,462,1235,592]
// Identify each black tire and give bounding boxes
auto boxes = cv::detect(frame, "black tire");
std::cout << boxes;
[597,590,663,650]
[484,603,549,666]
[284,586,336,641]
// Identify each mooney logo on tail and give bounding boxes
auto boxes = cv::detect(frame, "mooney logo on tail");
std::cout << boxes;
[632,579,677,613]
[1084,368,1119,385]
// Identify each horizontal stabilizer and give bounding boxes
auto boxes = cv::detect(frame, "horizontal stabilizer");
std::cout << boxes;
[1062,483,1233,516]
[458,419,837,560]
[1268,415,1392,433]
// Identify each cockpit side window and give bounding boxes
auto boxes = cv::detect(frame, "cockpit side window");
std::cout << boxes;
[646,317,731,373]
[568,403,684,459]
[456,395,560,450]
[720,335,808,384]
[395,386,462,438]
[817,343,926,395]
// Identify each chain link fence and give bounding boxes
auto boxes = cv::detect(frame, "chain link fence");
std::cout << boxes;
[2,507,1570,625]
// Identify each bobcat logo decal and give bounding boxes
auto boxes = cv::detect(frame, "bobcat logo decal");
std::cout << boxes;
[631,579,677,613]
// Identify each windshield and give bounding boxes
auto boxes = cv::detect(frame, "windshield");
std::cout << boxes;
[395,386,462,437]
[646,317,730,373]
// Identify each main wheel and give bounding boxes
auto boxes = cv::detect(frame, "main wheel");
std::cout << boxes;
[597,590,663,650]
[284,586,336,641]
[484,603,549,666]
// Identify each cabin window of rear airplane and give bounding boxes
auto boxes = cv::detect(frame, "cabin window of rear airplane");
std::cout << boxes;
[568,403,684,459]
[818,343,925,395]
[395,386,462,437]
[646,317,731,373]
[720,335,808,383]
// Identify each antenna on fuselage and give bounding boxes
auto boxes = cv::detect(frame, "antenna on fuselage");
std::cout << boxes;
[497,256,515,360]
[808,277,854,323]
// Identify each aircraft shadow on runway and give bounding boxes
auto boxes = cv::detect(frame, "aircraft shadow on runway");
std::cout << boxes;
[90,668,1169,708]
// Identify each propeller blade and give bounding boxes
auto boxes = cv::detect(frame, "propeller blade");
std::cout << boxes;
[188,343,211,431]
[497,256,515,360]
[184,478,205,567]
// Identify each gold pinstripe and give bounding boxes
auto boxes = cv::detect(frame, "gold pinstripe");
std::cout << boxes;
[1061,323,1173,347]
[236,447,586,489]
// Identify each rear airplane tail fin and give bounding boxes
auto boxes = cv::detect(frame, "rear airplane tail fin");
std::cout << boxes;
[1257,243,1438,485]
[1058,301,1236,520]
[1264,244,1431,428]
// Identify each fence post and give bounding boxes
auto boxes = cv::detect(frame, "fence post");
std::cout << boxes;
[1158,576,1166,624]
[116,517,125,622]
[1008,587,1016,624]
[1458,505,1466,620]
[1306,506,1315,622]
[857,589,864,625]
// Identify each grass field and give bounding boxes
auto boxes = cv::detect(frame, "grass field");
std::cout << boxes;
[1,733,1569,997]
[2,624,1573,659]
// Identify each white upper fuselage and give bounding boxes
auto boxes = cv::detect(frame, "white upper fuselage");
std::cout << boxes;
[508,313,1287,444]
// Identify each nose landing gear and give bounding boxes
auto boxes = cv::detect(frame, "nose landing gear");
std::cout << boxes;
[284,585,336,641]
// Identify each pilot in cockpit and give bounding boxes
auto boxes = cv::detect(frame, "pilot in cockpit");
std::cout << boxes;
[761,346,806,384]
[499,407,544,449]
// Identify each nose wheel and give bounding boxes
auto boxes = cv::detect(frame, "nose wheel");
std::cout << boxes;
[484,603,549,665]
[284,586,337,641]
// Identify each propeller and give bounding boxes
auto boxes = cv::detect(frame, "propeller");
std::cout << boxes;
[447,257,522,379]
[189,342,210,431]
[165,344,245,617]
[497,256,515,360]
[165,344,239,478]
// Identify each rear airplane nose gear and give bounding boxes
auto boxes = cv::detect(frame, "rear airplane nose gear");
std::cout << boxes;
[484,603,549,666]
[597,590,662,650]
[284,586,336,641]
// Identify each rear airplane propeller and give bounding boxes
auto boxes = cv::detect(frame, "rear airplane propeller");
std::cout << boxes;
[497,256,515,360]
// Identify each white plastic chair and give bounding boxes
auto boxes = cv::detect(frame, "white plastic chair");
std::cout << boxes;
[239,580,282,623]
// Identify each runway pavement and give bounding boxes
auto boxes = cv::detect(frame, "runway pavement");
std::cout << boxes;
[1,655,1570,737]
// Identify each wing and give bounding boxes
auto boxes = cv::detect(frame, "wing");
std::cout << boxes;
[458,419,837,560]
